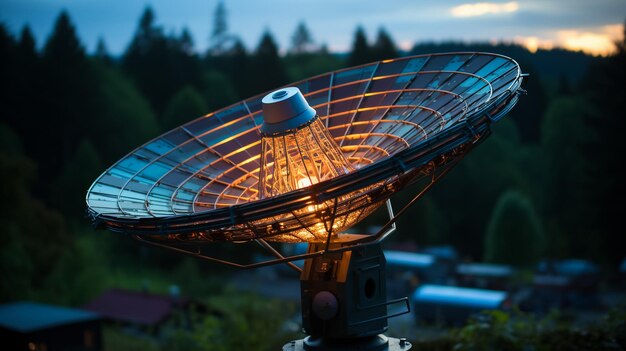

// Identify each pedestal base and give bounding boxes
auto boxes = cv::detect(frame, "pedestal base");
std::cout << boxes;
[282,335,411,351]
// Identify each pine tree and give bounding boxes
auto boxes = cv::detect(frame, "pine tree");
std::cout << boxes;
[372,27,398,61]
[208,38,250,99]
[124,6,163,63]
[0,25,17,117]
[212,1,227,41]
[135,6,160,52]
[290,21,314,54]
[209,0,232,55]
[43,10,85,65]
[94,37,112,64]
[18,26,37,61]
[162,86,208,131]
[484,190,544,267]
[509,64,547,142]
[179,28,194,55]
[251,30,287,94]
[49,139,103,215]
[579,19,625,266]
[123,6,201,115]
[540,97,590,259]
[0,142,68,301]
[348,26,371,66]
[200,70,238,111]
[89,62,159,163]
[40,11,96,179]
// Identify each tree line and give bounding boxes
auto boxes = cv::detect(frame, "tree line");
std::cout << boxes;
[0,2,624,305]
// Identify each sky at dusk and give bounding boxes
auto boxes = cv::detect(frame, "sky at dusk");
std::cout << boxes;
[1,0,625,56]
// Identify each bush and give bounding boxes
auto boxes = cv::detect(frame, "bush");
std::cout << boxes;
[410,307,626,351]
[484,190,544,267]
[161,292,300,351]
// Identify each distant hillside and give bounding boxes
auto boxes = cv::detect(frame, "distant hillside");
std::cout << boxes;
[409,42,600,82]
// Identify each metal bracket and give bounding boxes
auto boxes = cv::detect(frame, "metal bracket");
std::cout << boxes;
[133,153,465,269]
[349,297,411,326]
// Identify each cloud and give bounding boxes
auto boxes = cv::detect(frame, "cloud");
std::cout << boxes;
[558,24,622,56]
[513,36,554,53]
[451,2,519,18]
[513,24,623,56]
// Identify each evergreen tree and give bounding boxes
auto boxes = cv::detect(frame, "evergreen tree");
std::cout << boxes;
[228,40,250,97]
[0,25,17,112]
[372,27,398,61]
[123,6,165,109]
[428,118,536,259]
[94,37,112,64]
[540,97,590,259]
[284,49,343,82]
[16,26,39,93]
[229,38,247,56]
[580,21,625,266]
[18,26,37,62]
[0,23,15,61]
[212,1,227,38]
[49,139,103,216]
[123,6,202,115]
[200,70,238,111]
[1,26,32,133]
[207,38,249,99]
[43,11,85,65]
[179,27,194,55]
[509,63,547,142]
[250,30,287,94]
[39,11,97,185]
[348,26,371,66]
[162,86,208,131]
[90,62,160,163]
[133,6,161,53]
[0,124,23,156]
[290,21,314,54]
[484,190,544,267]
[209,0,235,55]
[0,140,68,301]
[392,192,448,245]
[556,75,572,96]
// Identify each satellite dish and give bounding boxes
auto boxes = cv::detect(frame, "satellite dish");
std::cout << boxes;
[86,52,524,350]
[87,52,522,243]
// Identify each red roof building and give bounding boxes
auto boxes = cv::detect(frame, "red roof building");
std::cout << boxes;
[83,289,188,327]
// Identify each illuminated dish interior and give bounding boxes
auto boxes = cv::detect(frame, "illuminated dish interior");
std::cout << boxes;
[86,52,523,243]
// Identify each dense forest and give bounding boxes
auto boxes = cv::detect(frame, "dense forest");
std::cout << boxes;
[0,3,624,314]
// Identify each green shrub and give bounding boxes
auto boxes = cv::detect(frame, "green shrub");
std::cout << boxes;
[410,306,626,351]
[484,190,545,267]
[161,292,300,351]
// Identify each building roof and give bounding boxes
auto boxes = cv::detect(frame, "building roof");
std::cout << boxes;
[537,259,599,276]
[0,301,100,333]
[413,284,507,309]
[384,250,436,268]
[456,263,514,277]
[83,289,186,326]
[419,246,459,261]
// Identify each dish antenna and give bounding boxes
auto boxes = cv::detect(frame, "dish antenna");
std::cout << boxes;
[87,52,524,350]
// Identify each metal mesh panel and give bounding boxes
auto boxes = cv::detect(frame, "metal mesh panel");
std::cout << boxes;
[87,52,523,243]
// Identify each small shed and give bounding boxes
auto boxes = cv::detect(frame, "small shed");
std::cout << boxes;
[384,250,448,297]
[0,301,101,351]
[83,288,191,332]
[528,259,601,310]
[455,263,515,290]
[412,284,509,325]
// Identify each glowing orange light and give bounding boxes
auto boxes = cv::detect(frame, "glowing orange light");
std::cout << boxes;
[256,88,385,243]
[258,117,353,199]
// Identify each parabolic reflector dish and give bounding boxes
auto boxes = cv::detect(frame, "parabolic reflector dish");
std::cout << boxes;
[87,52,523,243]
